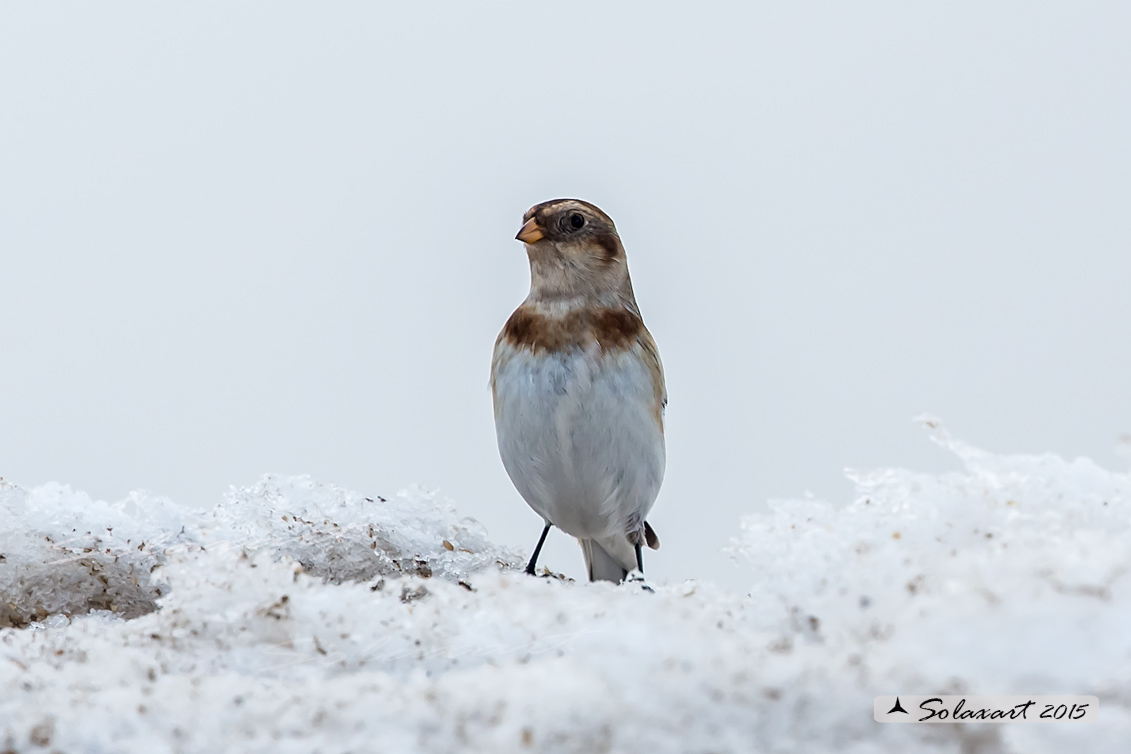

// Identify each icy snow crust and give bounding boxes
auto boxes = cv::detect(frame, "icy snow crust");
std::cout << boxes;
[2,420,1129,753]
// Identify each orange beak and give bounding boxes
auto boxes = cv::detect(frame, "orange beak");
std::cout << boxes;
[515,217,545,244]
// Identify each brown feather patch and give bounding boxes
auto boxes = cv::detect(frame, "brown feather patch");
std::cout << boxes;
[501,305,645,354]
[592,231,622,260]
[644,521,660,550]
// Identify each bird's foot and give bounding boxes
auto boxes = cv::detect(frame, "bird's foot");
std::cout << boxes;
[625,569,654,593]
[526,566,572,582]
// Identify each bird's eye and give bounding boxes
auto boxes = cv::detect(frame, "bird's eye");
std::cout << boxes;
[569,213,586,230]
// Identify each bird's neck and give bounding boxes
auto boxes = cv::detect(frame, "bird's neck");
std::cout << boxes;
[526,258,640,315]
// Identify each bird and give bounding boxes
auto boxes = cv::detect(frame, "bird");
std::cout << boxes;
[490,199,666,583]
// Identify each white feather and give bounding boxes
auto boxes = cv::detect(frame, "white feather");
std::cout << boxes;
[492,341,665,573]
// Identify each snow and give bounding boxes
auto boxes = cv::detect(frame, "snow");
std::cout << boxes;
[2,419,1129,753]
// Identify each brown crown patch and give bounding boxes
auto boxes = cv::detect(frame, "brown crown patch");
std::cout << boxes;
[500,305,644,354]
[524,198,615,228]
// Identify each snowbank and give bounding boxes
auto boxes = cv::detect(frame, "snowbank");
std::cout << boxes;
[1,420,1128,753]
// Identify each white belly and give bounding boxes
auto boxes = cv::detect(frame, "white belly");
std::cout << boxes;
[492,343,665,543]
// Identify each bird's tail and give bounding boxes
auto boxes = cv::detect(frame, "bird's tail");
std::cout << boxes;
[580,538,630,583]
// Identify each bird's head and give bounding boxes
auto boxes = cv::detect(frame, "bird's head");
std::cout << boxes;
[515,199,634,306]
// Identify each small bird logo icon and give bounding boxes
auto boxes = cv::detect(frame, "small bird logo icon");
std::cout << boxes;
[888,698,909,715]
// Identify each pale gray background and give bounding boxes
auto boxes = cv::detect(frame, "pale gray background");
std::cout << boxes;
[2,3,1128,589]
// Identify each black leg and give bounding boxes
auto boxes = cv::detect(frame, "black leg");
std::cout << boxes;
[635,542,644,575]
[524,523,552,575]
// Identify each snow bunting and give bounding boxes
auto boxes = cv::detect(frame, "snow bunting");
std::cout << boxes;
[490,199,665,583]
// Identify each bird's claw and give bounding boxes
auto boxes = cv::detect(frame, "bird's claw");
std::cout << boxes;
[625,569,654,593]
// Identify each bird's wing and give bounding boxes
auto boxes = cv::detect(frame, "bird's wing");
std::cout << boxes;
[637,325,667,432]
